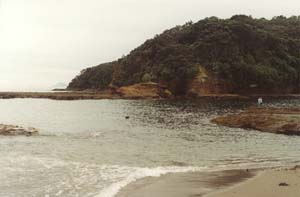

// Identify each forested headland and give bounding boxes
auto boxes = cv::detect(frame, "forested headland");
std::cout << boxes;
[68,15,300,96]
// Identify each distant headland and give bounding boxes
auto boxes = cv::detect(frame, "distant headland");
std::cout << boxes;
[66,15,300,98]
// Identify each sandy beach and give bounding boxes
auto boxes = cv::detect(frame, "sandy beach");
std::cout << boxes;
[116,170,256,197]
[116,167,300,197]
[208,167,300,197]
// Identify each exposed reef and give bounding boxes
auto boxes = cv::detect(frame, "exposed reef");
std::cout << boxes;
[212,107,300,135]
[0,124,38,136]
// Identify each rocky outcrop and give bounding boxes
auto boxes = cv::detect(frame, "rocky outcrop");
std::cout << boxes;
[0,91,299,100]
[187,65,233,96]
[0,124,38,136]
[118,82,173,99]
[212,107,300,135]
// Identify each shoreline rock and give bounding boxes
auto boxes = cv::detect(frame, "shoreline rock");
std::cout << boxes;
[0,124,38,136]
[118,82,173,99]
[0,90,299,101]
[211,107,300,136]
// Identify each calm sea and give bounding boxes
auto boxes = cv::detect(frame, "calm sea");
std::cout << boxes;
[0,98,299,197]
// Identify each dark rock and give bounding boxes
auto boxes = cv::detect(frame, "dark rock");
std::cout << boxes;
[279,182,289,186]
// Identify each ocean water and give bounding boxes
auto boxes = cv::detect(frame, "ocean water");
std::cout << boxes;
[0,98,299,197]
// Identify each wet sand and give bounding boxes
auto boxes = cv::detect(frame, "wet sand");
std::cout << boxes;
[117,168,300,197]
[116,170,255,197]
[208,168,300,197]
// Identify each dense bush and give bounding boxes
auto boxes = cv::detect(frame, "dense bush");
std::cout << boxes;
[68,63,113,90]
[68,15,300,94]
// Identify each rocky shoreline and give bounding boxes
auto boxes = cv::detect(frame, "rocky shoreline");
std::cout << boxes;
[212,107,300,136]
[0,89,299,101]
[0,124,38,136]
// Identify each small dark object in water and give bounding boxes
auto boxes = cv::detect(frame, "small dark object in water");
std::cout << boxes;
[279,182,289,186]
[125,116,130,119]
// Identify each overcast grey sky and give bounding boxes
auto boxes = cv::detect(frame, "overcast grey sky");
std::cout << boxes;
[0,0,299,91]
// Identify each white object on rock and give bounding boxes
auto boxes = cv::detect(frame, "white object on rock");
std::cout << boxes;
[258,97,263,106]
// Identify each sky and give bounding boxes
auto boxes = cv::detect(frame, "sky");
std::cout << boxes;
[0,0,299,91]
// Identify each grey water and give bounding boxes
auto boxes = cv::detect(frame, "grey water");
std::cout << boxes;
[0,98,299,197]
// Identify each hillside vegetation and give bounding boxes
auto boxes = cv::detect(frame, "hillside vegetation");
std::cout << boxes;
[68,15,300,96]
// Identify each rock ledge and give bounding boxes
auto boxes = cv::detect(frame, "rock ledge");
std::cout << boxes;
[0,124,38,136]
[212,107,300,135]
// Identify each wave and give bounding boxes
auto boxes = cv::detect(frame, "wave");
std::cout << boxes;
[95,159,290,197]
[96,166,208,197]
[0,154,292,197]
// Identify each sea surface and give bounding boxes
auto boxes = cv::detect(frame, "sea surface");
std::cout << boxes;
[0,98,299,197]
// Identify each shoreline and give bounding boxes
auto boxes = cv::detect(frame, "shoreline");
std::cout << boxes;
[207,167,300,197]
[116,169,257,197]
[115,167,300,197]
[0,91,299,100]
[212,107,300,136]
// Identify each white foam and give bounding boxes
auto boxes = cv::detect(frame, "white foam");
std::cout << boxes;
[96,166,208,197]
[0,154,288,197]
[95,160,289,197]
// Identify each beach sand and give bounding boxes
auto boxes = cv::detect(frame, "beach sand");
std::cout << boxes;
[116,167,300,197]
[116,170,255,197]
[208,167,300,197]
